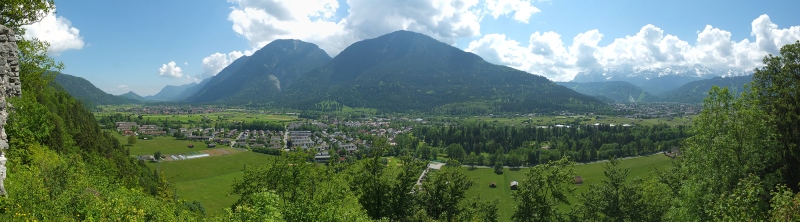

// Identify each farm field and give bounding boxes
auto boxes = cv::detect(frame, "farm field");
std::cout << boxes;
[146,151,277,215]
[458,154,674,221]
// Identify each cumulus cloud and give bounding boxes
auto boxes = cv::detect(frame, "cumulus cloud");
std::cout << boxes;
[158,61,184,79]
[21,12,85,55]
[485,0,541,23]
[200,50,253,78]
[468,14,800,81]
[226,0,485,55]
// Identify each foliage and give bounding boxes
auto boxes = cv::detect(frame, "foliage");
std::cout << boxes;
[221,190,284,221]
[511,157,575,222]
[769,184,800,221]
[571,158,670,221]
[751,40,800,191]
[0,4,202,220]
[419,165,475,221]
[669,86,780,221]
[230,151,370,221]
[349,138,427,221]
[0,0,54,34]
[127,135,137,145]
[414,122,687,164]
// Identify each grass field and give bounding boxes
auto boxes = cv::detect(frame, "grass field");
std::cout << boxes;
[111,133,217,155]
[459,154,674,221]
[146,151,277,215]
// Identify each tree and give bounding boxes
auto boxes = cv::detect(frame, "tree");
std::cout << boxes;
[511,157,575,222]
[154,151,162,162]
[751,41,800,191]
[0,0,55,34]
[419,165,475,221]
[445,143,466,162]
[493,162,503,174]
[670,86,779,221]
[350,138,427,221]
[127,134,137,145]
[467,152,478,170]
[572,158,667,221]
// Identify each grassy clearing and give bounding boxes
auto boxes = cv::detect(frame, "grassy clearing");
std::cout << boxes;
[459,154,673,221]
[146,151,274,183]
[174,171,244,216]
[146,151,277,216]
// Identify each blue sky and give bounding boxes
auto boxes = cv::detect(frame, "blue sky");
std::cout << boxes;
[23,0,800,96]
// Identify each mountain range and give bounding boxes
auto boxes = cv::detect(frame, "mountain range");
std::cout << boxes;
[276,30,606,113]
[556,81,659,103]
[54,30,759,112]
[572,64,751,94]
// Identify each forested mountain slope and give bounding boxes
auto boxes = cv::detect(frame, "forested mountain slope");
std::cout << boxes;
[280,30,608,113]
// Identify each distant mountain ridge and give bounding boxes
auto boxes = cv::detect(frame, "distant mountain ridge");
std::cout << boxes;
[188,39,332,104]
[659,75,754,103]
[556,81,659,103]
[52,73,137,106]
[572,64,752,94]
[278,30,607,113]
[144,78,211,102]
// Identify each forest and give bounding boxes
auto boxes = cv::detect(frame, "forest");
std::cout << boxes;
[407,122,687,164]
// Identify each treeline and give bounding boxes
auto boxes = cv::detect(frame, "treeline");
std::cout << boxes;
[214,120,285,131]
[409,123,688,164]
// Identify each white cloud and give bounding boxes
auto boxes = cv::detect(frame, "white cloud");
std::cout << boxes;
[200,50,254,78]
[158,61,184,79]
[226,0,484,56]
[117,85,129,90]
[485,0,541,23]
[21,12,85,55]
[467,14,800,81]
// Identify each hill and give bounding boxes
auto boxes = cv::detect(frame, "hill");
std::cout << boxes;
[659,75,753,103]
[556,81,659,103]
[279,30,608,114]
[188,40,332,104]
[52,73,137,106]
[119,91,145,101]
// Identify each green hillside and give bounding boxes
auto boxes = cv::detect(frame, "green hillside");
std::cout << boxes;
[52,73,137,106]
[659,75,753,103]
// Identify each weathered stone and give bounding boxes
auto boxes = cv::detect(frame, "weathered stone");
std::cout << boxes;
[0,24,18,196]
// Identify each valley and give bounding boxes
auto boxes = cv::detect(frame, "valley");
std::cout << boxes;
[7,1,799,219]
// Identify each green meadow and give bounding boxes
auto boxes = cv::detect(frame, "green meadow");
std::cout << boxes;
[459,154,674,221]
[146,151,277,215]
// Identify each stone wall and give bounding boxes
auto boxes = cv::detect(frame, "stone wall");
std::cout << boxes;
[0,24,21,195]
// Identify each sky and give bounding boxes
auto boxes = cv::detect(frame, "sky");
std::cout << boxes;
[22,0,800,96]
